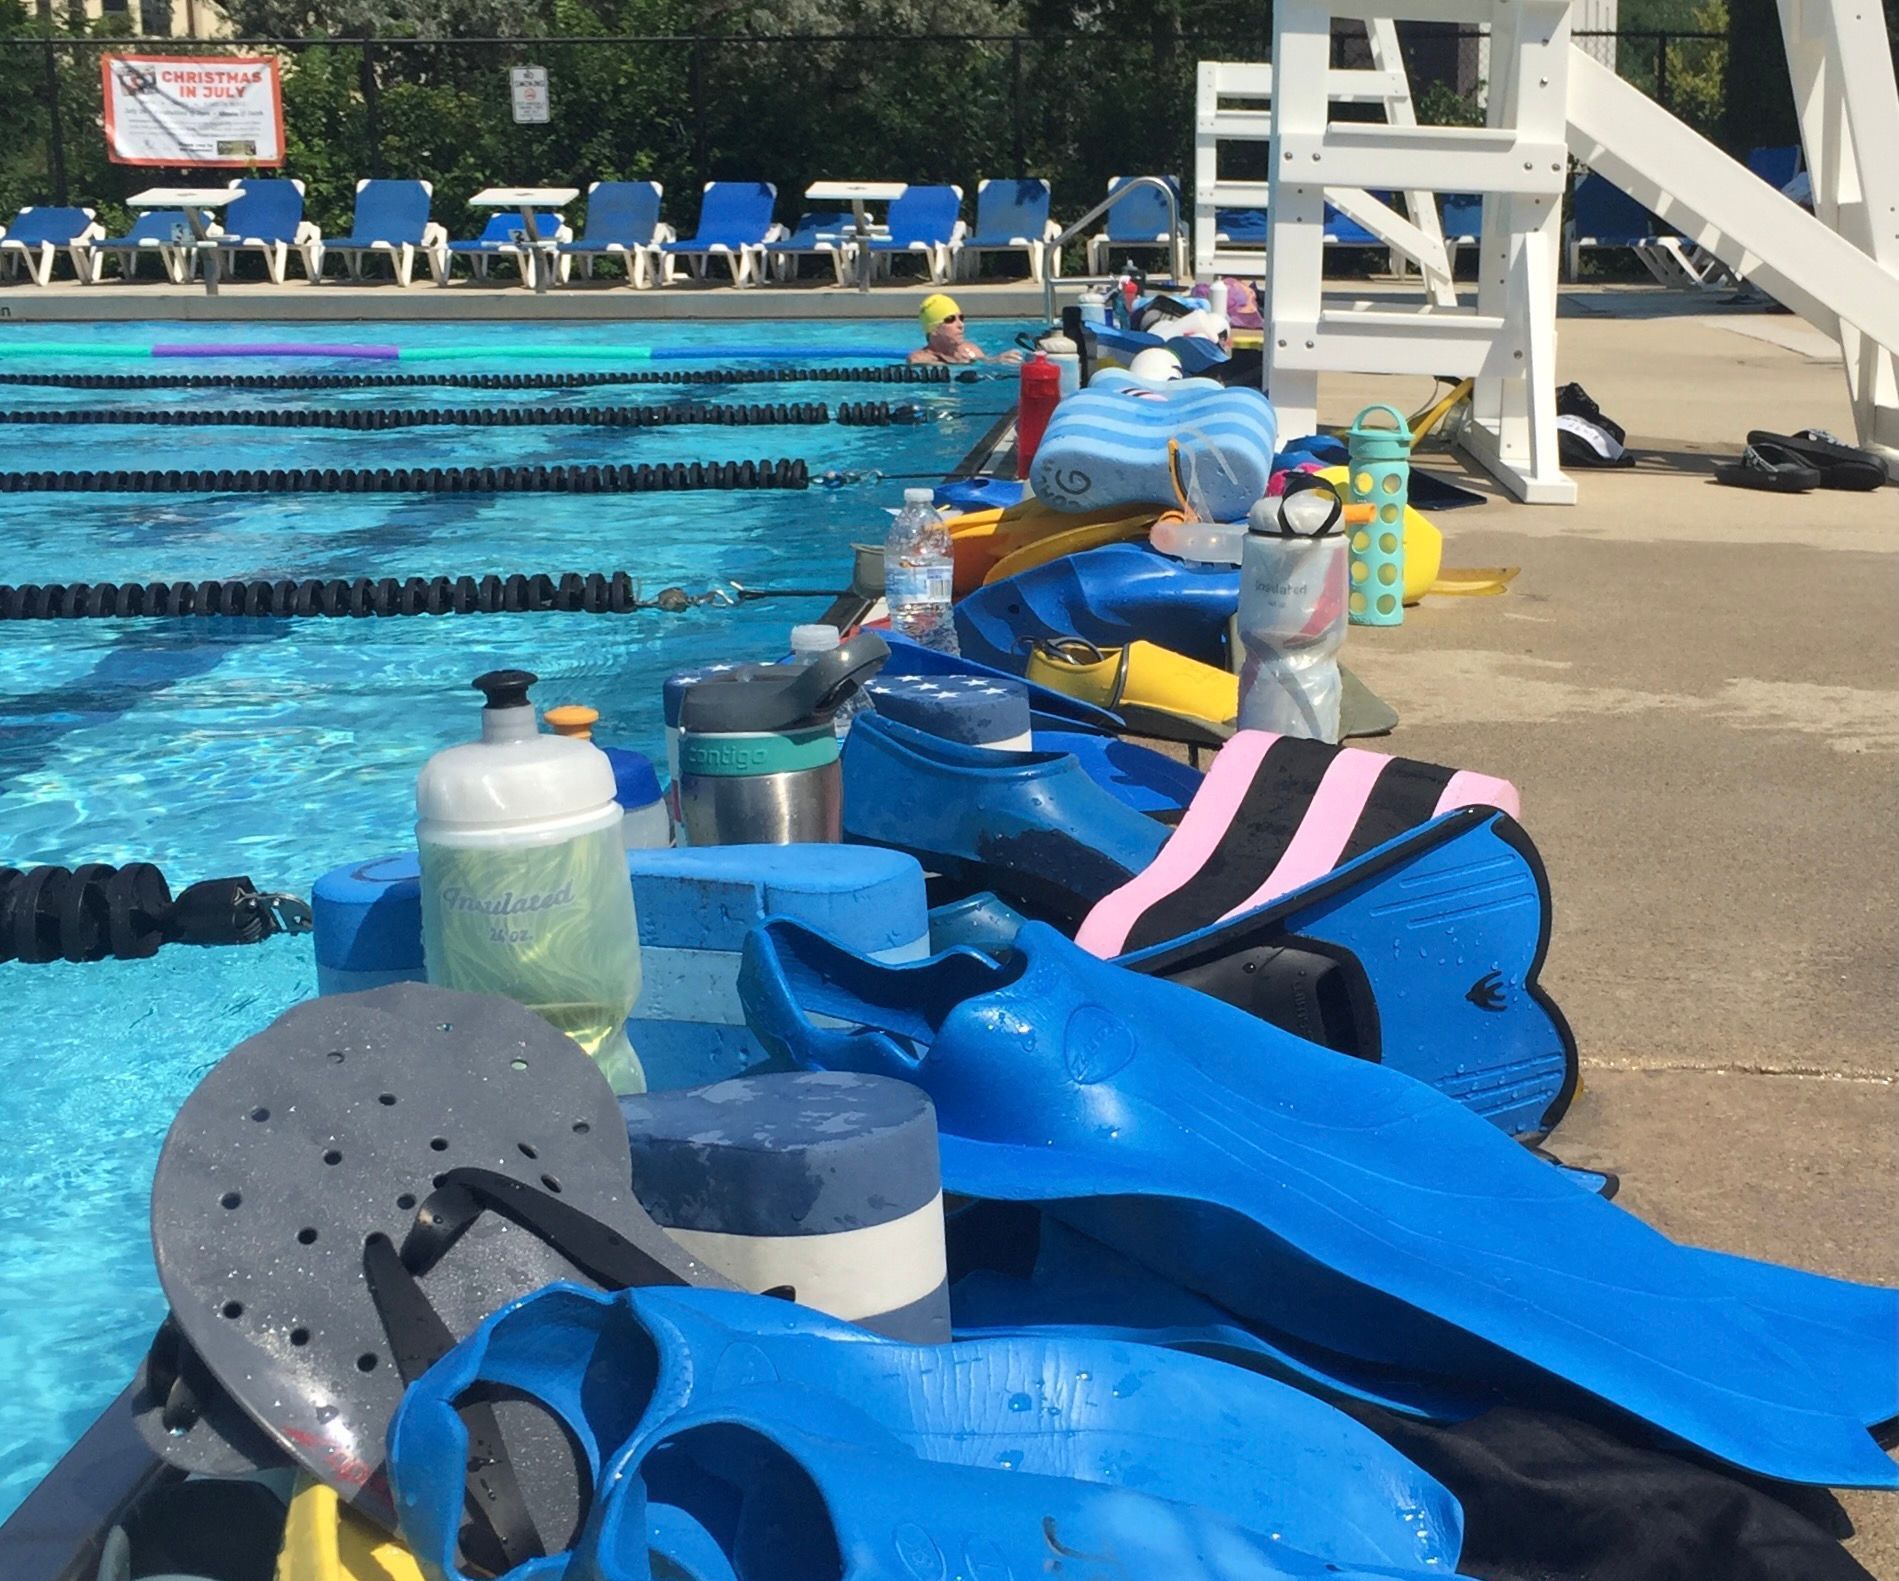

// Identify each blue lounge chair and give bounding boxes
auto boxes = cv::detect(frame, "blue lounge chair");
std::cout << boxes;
[200,179,320,284]
[1086,177,1186,280]
[1439,193,1484,276]
[436,211,570,285]
[319,180,444,287]
[1563,170,1712,287]
[558,181,667,288]
[958,179,1057,282]
[1213,206,1268,248]
[81,210,198,284]
[1,206,102,285]
[763,208,858,285]
[864,185,964,285]
[1746,145,1802,192]
[657,182,778,287]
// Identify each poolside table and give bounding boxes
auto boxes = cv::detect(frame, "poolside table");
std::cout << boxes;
[127,186,234,297]
[469,186,580,294]
[804,181,908,292]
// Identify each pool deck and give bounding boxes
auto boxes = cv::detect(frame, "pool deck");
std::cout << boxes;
[1278,303,1898,1571]
[0,273,1781,324]
[4,278,1894,1565]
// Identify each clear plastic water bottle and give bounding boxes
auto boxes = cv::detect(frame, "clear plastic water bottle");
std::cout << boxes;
[884,488,959,655]
[1238,478,1349,742]
[789,622,872,736]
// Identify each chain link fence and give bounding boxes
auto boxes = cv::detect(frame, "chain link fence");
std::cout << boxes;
[0,23,1726,241]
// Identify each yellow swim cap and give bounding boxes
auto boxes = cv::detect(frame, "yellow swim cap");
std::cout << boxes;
[919,294,961,336]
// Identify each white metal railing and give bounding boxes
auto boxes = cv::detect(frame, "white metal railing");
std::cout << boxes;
[1040,176,1185,325]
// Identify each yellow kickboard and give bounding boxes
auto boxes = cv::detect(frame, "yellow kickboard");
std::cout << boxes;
[276,1476,425,1581]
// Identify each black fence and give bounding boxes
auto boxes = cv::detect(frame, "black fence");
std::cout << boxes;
[0,24,1727,240]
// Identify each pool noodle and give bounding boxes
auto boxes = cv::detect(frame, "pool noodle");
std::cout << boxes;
[0,341,916,363]
[153,342,402,360]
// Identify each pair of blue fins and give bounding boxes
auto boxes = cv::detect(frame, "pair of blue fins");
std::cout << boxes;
[840,665,1574,1141]
[388,1282,1474,1581]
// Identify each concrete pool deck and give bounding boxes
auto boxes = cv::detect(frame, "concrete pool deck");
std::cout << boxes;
[1303,305,1897,1572]
[2,277,1893,1567]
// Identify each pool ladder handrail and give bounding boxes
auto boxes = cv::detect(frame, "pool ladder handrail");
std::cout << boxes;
[1041,176,1186,327]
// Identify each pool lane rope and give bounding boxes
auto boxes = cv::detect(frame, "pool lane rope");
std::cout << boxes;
[0,400,918,430]
[0,861,310,965]
[0,458,809,494]
[0,571,838,622]
[0,364,961,391]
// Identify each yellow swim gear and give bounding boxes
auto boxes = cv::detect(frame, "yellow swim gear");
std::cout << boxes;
[919,294,961,337]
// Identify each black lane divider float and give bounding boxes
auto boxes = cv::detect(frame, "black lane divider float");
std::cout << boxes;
[0,364,957,391]
[0,458,810,495]
[0,862,311,965]
[0,400,915,431]
[0,570,838,622]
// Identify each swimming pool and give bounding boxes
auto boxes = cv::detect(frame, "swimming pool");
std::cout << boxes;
[0,317,1028,1518]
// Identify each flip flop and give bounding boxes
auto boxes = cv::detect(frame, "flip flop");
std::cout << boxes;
[1746,429,1888,491]
[149,982,733,1564]
[1712,441,1821,492]
[386,1283,1465,1579]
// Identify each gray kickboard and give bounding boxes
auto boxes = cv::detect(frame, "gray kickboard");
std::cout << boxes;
[149,982,726,1541]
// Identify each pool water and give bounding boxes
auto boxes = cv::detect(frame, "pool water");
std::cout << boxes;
[0,317,1029,1519]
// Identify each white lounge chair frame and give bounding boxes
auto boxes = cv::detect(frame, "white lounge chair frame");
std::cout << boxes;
[426,221,577,288]
[319,180,449,288]
[77,221,194,285]
[1086,180,1189,280]
[1,208,103,286]
[954,180,1063,283]
[193,179,322,285]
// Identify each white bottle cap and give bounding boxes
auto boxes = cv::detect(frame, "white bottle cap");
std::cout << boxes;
[790,623,841,656]
[903,487,935,505]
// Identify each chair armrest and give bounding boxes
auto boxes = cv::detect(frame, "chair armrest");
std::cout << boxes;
[763,223,786,243]
[420,222,448,248]
[949,220,967,245]
[652,223,676,246]
[295,221,322,245]
[1043,218,1062,241]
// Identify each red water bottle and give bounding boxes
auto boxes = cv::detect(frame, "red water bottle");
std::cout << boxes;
[1015,352,1062,479]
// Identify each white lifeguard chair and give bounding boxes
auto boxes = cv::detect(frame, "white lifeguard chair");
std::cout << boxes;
[1234,0,1899,501]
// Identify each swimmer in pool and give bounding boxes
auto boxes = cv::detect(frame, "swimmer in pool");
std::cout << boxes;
[908,294,1023,366]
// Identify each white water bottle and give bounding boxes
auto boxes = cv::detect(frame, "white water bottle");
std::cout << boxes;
[789,622,871,736]
[416,669,644,1092]
[884,488,959,655]
[1040,329,1081,397]
[1238,481,1349,742]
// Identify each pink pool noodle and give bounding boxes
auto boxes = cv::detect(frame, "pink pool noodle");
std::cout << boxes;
[152,343,402,360]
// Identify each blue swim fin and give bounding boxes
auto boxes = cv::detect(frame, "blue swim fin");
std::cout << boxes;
[738,919,1899,1489]
[581,1384,1448,1581]
[952,1213,1498,1423]
[877,633,1202,814]
[387,1283,1465,1579]
[841,713,1167,928]
[955,543,1238,674]
[924,810,1577,1140]
[1118,808,1579,1138]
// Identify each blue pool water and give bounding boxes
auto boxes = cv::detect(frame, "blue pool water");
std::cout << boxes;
[0,317,1028,1519]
